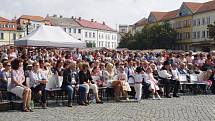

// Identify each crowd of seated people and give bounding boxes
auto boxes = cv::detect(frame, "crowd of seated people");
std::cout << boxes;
[0,47,215,112]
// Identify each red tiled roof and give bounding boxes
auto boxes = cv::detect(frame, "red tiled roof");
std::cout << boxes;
[196,0,215,13]
[19,15,45,22]
[75,19,115,31]
[134,18,147,26]
[183,2,203,13]
[151,12,167,21]
[161,9,178,21]
[0,16,9,22]
[0,28,16,31]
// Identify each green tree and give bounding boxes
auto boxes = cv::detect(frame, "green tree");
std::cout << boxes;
[208,21,215,40]
[118,32,134,48]
[118,22,177,50]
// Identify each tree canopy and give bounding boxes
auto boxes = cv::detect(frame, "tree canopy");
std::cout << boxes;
[119,22,177,50]
[208,21,215,40]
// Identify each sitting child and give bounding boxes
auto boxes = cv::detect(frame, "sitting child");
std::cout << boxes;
[144,67,161,100]
[134,66,144,101]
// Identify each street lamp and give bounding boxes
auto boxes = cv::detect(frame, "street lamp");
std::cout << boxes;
[25,19,31,35]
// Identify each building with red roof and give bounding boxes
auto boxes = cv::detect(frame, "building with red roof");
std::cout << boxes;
[130,0,215,51]
[0,16,24,45]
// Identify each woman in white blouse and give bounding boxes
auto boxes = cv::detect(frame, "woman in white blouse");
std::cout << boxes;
[29,62,48,109]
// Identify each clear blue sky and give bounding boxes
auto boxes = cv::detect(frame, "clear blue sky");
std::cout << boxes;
[0,0,210,28]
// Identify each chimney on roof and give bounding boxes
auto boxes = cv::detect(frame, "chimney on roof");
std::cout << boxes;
[71,16,74,19]
[91,19,94,22]
[78,17,81,20]
[103,21,106,25]
[60,15,63,18]
[53,14,57,17]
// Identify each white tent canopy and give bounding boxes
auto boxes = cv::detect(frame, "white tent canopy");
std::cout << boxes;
[15,25,86,48]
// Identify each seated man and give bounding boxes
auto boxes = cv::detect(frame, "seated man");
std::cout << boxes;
[29,62,48,109]
[62,61,88,106]
[158,61,180,98]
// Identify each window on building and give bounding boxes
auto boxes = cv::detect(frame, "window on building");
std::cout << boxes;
[19,35,22,38]
[85,32,88,38]
[69,28,72,33]
[108,42,110,48]
[89,32,92,38]
[197,19,200,26]
[64,28,66,32]
[93,33,95,38]
[101,41,103,47]
[13,33,16,40]
[206,17,211,25]
[202,18,205,25]
[202,31,205,38]
[197,31,200,38]
[193,32,196,39]
[0,33,4,39]
[78,29,81,34]
[73,28,76,33]
[207,31,209,38]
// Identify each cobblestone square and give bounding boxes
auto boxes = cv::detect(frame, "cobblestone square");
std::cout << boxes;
[1,95,215,121]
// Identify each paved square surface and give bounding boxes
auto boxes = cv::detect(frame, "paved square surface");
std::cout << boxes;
[1,95,215,121]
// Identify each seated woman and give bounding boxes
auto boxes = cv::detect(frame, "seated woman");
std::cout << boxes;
[102,63,122,101]
[8,58,32,112]
[79,63,103,104]
[144,67,161,100]
[91,66,103,87]
[197,69,213,89]
[62,61,88,106]
[0,61,11,90]
[29,62,48,109]
[116,66,131,101]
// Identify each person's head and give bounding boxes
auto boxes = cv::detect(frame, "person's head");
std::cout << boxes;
[99,63,105,70]
[11,58,22,70]
[180,63,186,69]
[69,61,77,70]
[92,66,100,74]
[82,63,90,71]
[136,66,143,74]
[163,61,171,70]
[9,46,15,53]
[3,61,10,71]
[39,59,45,68]
[33,62,40,72]
[171,63,178,70]
[150,63,157,70]
[206,69,213,77]
[56,60,63,68]
[146,67,152,74]
[106,63,113,71]
[128,60,133,67]
[119,66,124,73]
[45,62,51,69]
